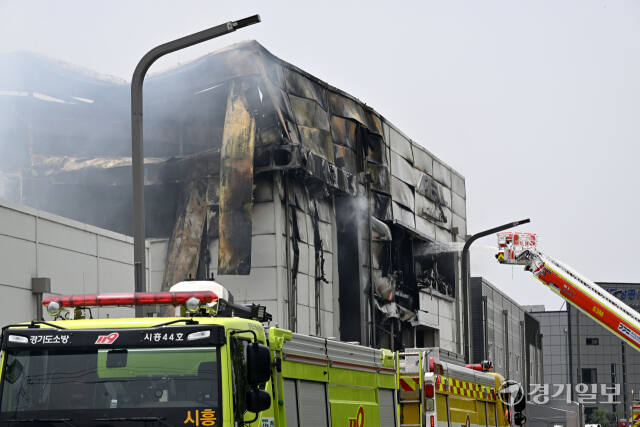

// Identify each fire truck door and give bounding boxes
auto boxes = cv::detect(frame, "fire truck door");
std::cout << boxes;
[379,389,397,427]
[436,394,450,426]
[284,379,330,426]
[486,402,497,427]
[477,401,488,427]
[284,379,299,426]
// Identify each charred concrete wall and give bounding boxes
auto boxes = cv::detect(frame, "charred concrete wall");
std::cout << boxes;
[0,42,467,352]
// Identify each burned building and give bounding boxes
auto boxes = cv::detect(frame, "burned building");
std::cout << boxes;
[0,42,467,351]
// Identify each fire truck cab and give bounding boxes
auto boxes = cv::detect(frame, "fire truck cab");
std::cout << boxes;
[0,286,273,426]
[0,281,400,426]
[0,281,520,426]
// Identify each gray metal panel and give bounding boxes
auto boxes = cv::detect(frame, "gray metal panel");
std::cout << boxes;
[415,193,441,224]
[435,225,450,243]
[97,255,134,301]
[284,379,299,427]
[252,235,278,267]
[390,150,416,186]
[297,380,329,426]
[214,266,280,302]
[99,235,136,264]
[0,234,36,290]
[326,338,381,369]
[440,206,452,230]
[388,125,413,162]
[432,159,452,189]
[451,171,466,197]
[0,205,36,241]
[39,245,98,294]
[0,285,34,324]
[315,197,333,223]
[289,94,331,131]
[415,215,436,241]
[439,185,451,209]
[296,303,311,336]
[283,333,329,365]
[413,146,433,176]
[38,217,98,255]
[293,242,311,275]
[293,208,310,243]
[317,221,333,253]
[379,388,397,427]
[297,272,310,307]
[451,192,466,219]
[392,202,416,229]
[252,201,276,235]
[391,176,415,212]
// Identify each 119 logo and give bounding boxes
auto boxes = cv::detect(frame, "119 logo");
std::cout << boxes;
[95,332,119,344]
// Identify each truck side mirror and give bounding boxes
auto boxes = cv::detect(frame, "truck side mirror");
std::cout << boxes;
[246,342,271,386]
[246,388,271,413]
[5,359,24,384]
[513,388,526,425]
[514,393,526,412]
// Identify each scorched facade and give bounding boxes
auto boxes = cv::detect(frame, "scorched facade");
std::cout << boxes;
[0,42,467,352]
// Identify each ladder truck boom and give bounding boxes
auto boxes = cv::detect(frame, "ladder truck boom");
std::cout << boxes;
[496,232,640,353]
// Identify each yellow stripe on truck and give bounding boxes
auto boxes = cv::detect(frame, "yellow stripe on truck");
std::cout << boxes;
[435,376,497,402]
[399,376,418,392]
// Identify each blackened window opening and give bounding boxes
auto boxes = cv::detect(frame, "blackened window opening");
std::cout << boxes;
[413,240,456,298]
[335,195,361,343]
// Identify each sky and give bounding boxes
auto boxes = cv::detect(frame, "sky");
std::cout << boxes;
[1,0,638,310]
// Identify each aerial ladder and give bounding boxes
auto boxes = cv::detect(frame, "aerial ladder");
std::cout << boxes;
[496,232,640,353]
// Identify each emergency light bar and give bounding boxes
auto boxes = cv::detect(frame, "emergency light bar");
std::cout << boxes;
[42,291,217,309]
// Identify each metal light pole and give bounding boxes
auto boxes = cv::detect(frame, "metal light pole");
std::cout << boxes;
[131,15,261,316]
[461,218,530,363]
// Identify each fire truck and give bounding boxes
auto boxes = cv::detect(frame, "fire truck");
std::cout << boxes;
[398,351,513,427]
[631,402,640,426]
[496,232,640,352]
[0,281,514,426]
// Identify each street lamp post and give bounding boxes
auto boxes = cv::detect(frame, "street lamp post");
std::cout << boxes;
[461,218,530,363]
[131,15,261,316]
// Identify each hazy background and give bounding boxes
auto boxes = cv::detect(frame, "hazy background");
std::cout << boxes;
[1,0,638,310]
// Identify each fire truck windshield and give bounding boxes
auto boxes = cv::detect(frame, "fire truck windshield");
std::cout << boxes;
[0,346,220,425]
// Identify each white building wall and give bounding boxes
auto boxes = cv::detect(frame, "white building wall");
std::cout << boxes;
[418,291,458,352]
[193,174,337,338]
[0,200,152,324]
[204,175,288,331]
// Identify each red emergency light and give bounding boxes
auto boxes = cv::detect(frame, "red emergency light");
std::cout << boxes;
[465,363,484,371]
[465,360,494,372]
[424,384,434,398]
[42,291,218,308]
